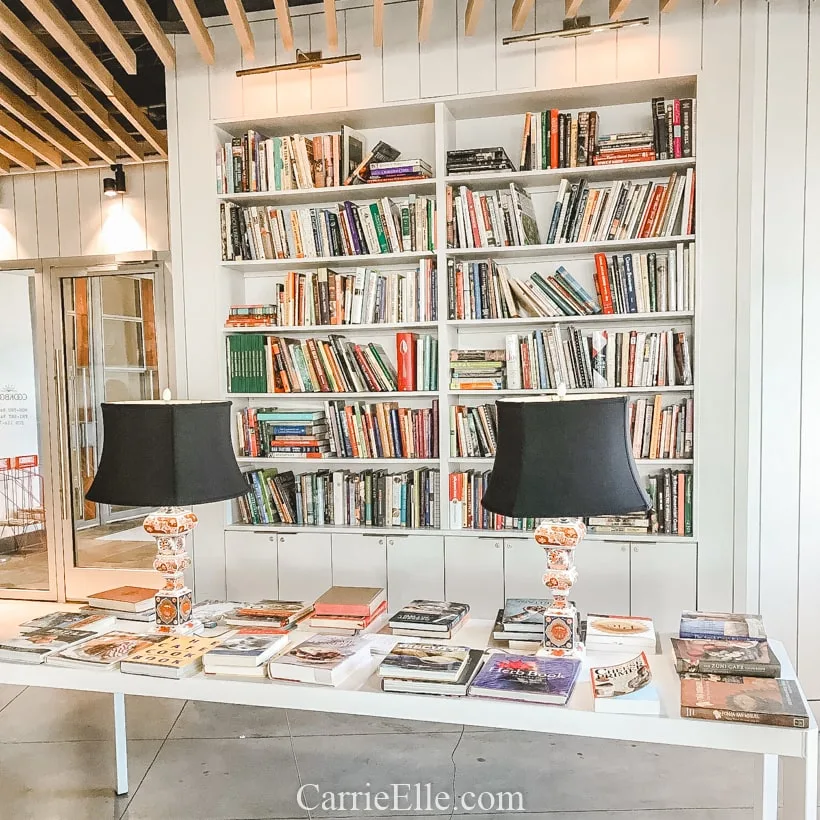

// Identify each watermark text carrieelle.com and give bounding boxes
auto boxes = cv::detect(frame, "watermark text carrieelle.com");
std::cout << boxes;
[297,783,525,813]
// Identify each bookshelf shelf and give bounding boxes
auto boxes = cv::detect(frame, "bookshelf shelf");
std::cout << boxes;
[217,177,436,206]
[450,312,694,329]
[222,250,436,273]
[236,457,439,466]
[445,236,696,262]
[446,386,694,397]
[445,158,696,190]
[223,321,438,335]
[228,391,437,400]
[447,456,694,467]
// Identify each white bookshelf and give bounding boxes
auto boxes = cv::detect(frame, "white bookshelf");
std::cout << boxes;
[215,79,698,548]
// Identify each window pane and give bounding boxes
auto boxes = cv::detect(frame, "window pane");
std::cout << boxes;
[103,319,144,368]
[102,276,140,317]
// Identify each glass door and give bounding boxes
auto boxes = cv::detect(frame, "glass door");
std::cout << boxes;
[51,260,171,599]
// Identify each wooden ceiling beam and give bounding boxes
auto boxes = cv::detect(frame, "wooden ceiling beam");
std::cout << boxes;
[225,0,255,61]
[323,0,338,49]
[0,81,90,166]
[273,0,294,52]
[171,0,215,64]
[0,136,36,170]
[659,0,679,10]
[121,0,176,69]
[418,0,434,41]
[0,156,9,174]
[106,94,165,157]
[71,0,137,74]
[510,0,534,31]
[565,0,584,17]
[74,84,143,161]
[0,111,62,168]
[609,0,631,20]
[373,0,384,47]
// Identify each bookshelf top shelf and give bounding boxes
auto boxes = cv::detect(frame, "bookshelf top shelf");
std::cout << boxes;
[451,312,694,330]
[447,386,695,397]
[229,391,438,400]
[445,158,696,190]
[222,250,436,274]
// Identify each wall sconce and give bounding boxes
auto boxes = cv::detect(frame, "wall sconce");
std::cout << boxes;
[103,164,126,197]
[502,16,649,45]
[236,49,361,78]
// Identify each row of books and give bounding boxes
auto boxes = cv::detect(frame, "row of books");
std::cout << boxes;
[225,333,438,394]
[225,263,438,329]
[520,109,600,170]
[220,195,436,262]
[447,183,540,249]
[450,403,498,458]
[648,468,693,537]
[546,170,695,245]
[237,467,441,528]
[236,401,440,460]
[629,397,694,460]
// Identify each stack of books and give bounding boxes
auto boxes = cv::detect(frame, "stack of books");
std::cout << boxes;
[306,587,388,635]
[585,513,653,536]
[468,654,582,705]
[19,610,116,634]
[593,131,655,166]
[267,633,378,686]
[647,469,694,536]
[450,403,498,458]
[520,110,599,170]
[585,614,657,654]
[379,643,484,696]
[491,599,549,648]
[222,600,314,631]
[203,630,290,678]
[674,611,809,728]
[0,628,96,664]
[446,183,540,248]
[387,600,470,639]
[237,408,329,459]
[345,140,400,185]
[237,466,441,528]
[220,195,436,262]
[225,304,277,328]
[449,470,535,531]
[446,147,515,174]
[449,349,506,391]
[628,396,694,460]
[651,97,695,161]
[82,586,159,623]
[369,159,432,182]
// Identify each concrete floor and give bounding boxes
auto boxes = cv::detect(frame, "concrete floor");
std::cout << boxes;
[0,602,782,820]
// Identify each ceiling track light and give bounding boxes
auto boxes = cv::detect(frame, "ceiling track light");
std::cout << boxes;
[103,163,126,197]
[502,15,650,45]
[235,48,362,78]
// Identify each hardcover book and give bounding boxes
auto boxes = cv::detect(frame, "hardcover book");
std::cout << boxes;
[20,610,116,634]
[382,649,485,696]
[586,614,657,652]
[590,652,660,715]
[86,586,159,613]
[267,634,375,685]
[469,653,581,705]
[679,611,766,642]
[501,599,549,632]
[79,605,154,623]
[203,629,290,667]
[119,635,223,679]
[388,600,470,632]
[671,638,781,678]
[378,643,471,682]
[313,586,386,617]
[222,600,313,627]
[680,675,809,728]
[0,628,96,664]
[491,610,542,644]
[307,600,388,631]
[47,631,168,670]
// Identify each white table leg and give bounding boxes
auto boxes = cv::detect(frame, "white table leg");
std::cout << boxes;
[754,754,779,820]
[781,729,818,820]
[113,693,128,796]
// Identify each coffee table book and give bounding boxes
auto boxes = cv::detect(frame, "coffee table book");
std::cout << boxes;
[120,635,223,679]
[381,649,485,695]
[46,632,167,670]
[203,629,289,668]
[87,586,159,613]
[468,653,581,705]
[501,598,549,633]
[591,652,661,715]
[378,643,471,682]
[266,634,377,685]
[20,611,116,634]
[222,600,314,628]
[80,605,154,623]
[491,610,541,647]
[307,600,388,633]
[671,638,781,678]
[679,611,766,642]
[0,628,96,664]
[585,614,657,653]
[387,600,470,635]
[313,586,386,618]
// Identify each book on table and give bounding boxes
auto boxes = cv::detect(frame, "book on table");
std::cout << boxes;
[585,614,657,654]
[679,611,766,642]
[468,653,581,705]
[266,634,377,686]
[0,628,96,664]
[590,652,661,715]
[378,643,472,683]
[381,649,485,696]
[306,600,388,634]
[79,605,154,623]
[313,586,387,618]
[491,610,542,647]
[387,600,470,636]
[119,635,223,679]
[203,628,290,670]
[86,586,159,613]
[222,600,314,629]
[46,631,168,670]
[671,638,781,678]
[20,610,116,634]
[501,598,549,633]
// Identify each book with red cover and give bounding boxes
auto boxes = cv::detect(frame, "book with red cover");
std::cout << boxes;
[396,333,417,391]
[308,599,388,629]
[313,586,387,617]
[593,253,615,314]
[87,586,159,612]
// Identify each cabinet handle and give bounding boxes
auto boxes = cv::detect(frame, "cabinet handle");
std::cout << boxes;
[633,546,640,553]
[379,539,384,545]
[494,542,501,549]
[268,536,276,543]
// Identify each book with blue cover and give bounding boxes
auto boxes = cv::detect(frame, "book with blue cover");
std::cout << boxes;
[501,599,549,632]
[468,653,581,704]
[680,611,766,642]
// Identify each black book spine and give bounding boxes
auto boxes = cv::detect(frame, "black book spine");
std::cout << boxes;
[242,135,250,192]
[229,205,241,259]
[328,211,344,256]
[560,183,579,242]
[479,262,489,319]
[563,115,571,169]
[558,114,566,169]
[614,333,622,388]
[569,185,589,244]
[237,207,253,259]
[654,98,669,161]
[666,105,674,165]
[448,259,456,319]
[351,205,369,254]
[607,187,629,241]
[663,469,673,534]
[681,99,694,158]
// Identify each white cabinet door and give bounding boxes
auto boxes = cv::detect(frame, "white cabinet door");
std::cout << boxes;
[444,535,504,619]
[386,535,445,608]
[503,537,547,600]
[277,532,332,601]
[573,540,631,618]
[224,530,279,601]
[332,533,387,588]
[630,542,697,634]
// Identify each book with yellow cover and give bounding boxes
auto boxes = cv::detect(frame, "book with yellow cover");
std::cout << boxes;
[119,635,223,679]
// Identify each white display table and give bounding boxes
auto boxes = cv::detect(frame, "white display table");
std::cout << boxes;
[0,621,815,819]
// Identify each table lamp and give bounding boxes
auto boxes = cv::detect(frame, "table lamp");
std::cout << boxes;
[482,395,650,657]
[86,399,248,634]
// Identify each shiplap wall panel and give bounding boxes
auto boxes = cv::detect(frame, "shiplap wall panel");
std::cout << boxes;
[0,177,17,259]
[383,1,421,101]
[242,19,277,117]
[534,0,575,89]
[496,0,535,91]
[616,0,661,82]
[419,0,458,98]
[457,0,497,94]
[576,0,618,87]
[310,13,348,110]
[345,5,383,108]
[277,16,313,113]
[209,25,244,121]
[144,162,170,252]
[759,0,808,662]
[77,169,103,256]
[54,171,81,258]
[12,176,38,259]
[33,173,59,258]
[659,0,704,76]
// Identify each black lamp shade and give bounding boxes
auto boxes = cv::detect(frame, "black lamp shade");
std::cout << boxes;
[86,401,248,507]
[481,396,651,518]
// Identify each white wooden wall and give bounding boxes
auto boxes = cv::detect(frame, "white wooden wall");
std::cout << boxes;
[0,163,170,260]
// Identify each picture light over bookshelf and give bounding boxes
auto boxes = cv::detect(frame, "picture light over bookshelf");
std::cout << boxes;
[236,49,362,78]
[502,16,650,46]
